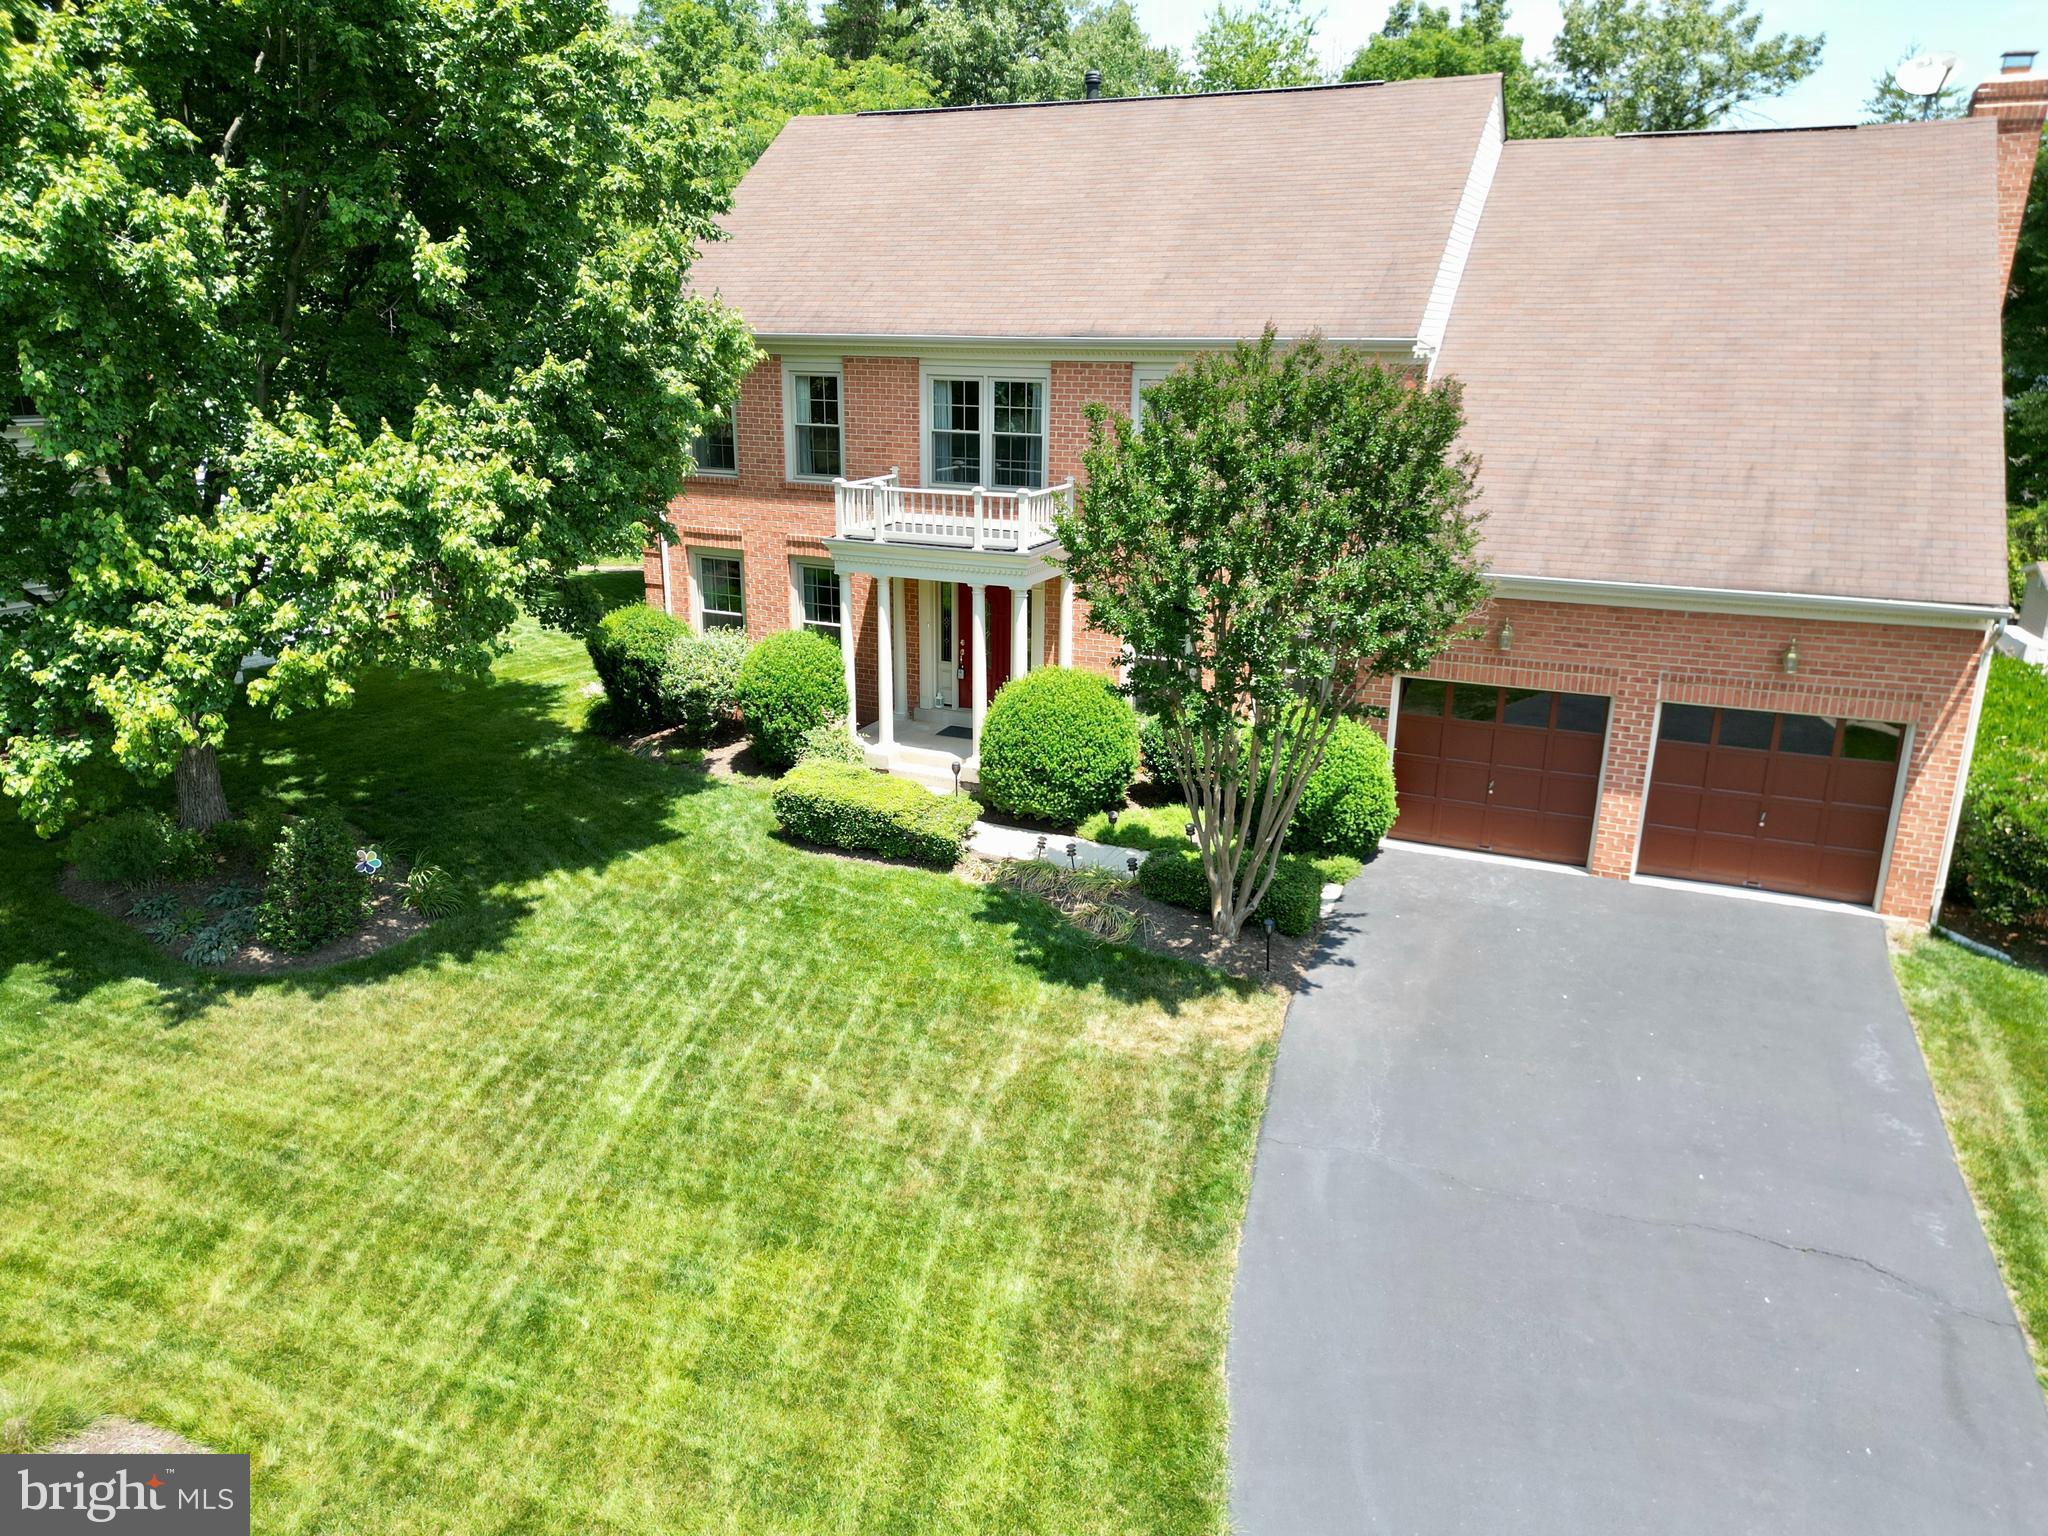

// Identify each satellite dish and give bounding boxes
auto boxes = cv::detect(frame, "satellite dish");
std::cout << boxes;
[1894,50,1961,110]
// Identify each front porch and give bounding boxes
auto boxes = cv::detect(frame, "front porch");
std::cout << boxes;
[828,473,1084,780]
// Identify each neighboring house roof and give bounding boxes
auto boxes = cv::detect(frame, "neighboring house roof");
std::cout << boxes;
[690,77,1502,342]
[1438,120,2010,609]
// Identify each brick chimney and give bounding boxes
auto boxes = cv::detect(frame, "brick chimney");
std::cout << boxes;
[1970,49,2048,290]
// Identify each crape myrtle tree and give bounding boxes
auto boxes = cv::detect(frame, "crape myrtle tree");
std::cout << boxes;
[0,0,755,834]
[1060,334,1488,938]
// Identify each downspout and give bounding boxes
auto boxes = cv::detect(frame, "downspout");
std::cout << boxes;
[658,531,674,617]
[1927,627,1996,926]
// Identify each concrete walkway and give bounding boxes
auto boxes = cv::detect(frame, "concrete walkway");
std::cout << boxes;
[1229,846,2048,1535]
[969,820,1146,874]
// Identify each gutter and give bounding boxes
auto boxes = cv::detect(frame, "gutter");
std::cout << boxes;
[1489,573,2011,629]
[752,332,1418,356]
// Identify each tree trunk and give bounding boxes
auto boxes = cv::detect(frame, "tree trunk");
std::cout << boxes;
[175,743,231,830]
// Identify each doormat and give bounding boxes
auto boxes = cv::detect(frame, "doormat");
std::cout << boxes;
[935,725,971,741]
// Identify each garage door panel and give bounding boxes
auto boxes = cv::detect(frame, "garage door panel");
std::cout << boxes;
[1639,705,1902,906]
[1391,678,1605,868]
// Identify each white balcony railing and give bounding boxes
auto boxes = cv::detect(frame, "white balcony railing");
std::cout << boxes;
[833,469,1073,552]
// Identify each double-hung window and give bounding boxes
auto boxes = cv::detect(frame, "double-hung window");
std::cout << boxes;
[796,562,842,645]
[691,400,737,476]
[788,369,842,479]
[926,371,1046,489]
[696,552,744,631]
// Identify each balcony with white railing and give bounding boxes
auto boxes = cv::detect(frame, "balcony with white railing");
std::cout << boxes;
[833,469,1073,553]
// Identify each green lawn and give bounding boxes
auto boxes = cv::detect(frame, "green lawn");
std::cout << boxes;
[0,572,1283,1534]
[1894,936,2048,1387]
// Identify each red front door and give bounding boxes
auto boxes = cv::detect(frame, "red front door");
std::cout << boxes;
[956,583,1012,701]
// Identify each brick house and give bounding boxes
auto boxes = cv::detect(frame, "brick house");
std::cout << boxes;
[651,60,2048,924]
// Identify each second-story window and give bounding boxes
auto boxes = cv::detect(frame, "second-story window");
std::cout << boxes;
[790,371,841,479]
[691,403,737,476]
[926,371,1045,489]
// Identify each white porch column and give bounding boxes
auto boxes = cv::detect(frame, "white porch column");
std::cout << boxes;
[875,575,895,750]
[1010,583,1031,680]
[1058,576,1075,667]
[970,582,989,754]
[838,571,859,741]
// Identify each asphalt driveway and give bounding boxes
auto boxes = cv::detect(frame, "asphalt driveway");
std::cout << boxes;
[1229,846,2048,1534]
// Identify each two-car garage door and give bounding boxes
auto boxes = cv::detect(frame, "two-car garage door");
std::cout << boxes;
[1389,679,1907,906]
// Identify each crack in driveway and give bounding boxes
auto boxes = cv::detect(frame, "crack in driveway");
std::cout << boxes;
[1261,1131,2021,1333]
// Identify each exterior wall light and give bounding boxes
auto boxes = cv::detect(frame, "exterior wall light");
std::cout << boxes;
[1496,617,1514,653]
[1782,639,1799,675]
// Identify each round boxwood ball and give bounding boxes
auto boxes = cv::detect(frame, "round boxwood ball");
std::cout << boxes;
[1289,714,1398,858]
[735,630,850,771]
[978,667,1140,827]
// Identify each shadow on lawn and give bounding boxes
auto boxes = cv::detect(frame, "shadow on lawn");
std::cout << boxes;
[0,665,712,1025]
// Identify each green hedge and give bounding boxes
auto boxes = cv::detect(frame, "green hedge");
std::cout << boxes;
[1288,716,1398,858]
[978,667,1140,827]
[1137,714,1172,783]
[1950,655,2048,926]
[771,760,979,868]
[1137,847,1325,936]
[67,810,209,889]
[657,627,750,745]
[736,630,849,771]
[587,604,689,732]
[794,718,867,766]
[256,806,369,953]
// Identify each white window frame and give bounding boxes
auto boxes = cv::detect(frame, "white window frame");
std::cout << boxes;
[690,397,739,479]
[790,558,844,645]
[782,361,844,483]
[1131,364,1175,428]
[692,546,746,633]
[918,362,1051,491]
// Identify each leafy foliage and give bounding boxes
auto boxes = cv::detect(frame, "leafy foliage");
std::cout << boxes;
[588,606,693,733]
[184,906,257,966]
[658,627,752,744]
[1061,333,1485,936]
[401,863,469,919]
[977,668,1141,827]
[257,807,370,954]
[736,631,850,770]
[1343,1,1568,137]
[1192,0,1325,92]
[1137,847,1324,935]
[2010,143,2048,603]
[1544,0,1822,135]
[1285,715,1398,859]
[68,811,209,890]
[205,799,289,871]
[794,717,870,766]
[771,759,980,866]
[0,0,754,834]
[1949,656,2048,929]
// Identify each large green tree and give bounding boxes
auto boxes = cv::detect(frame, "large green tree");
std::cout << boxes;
[2009,142,2048,604]
[1343,0,1566,137]
[1191,0,1325,92]
[1544,0,1821,134]
[0,0,754,833]
[1060,335,1487,938]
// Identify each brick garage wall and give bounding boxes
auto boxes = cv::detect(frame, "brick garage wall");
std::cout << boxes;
[1358,597,1989,923]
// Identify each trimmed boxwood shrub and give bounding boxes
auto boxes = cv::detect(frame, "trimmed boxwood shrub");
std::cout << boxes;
[1289,715,1398,858]
[1137,847,1325,936]
[794,718,867,766]
[256,806,369,953]
[736,630,849,771]
[1137,714,1172,783]
[587,604,689,731]
[771,761,979,867]
[68,810,209,889]
[978,667,1140,827]
[1949,655,2048,926]
[657,627,750,745]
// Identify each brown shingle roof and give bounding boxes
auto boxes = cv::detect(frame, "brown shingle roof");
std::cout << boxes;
[691,77,1501,341]
[1439,121,2010,608]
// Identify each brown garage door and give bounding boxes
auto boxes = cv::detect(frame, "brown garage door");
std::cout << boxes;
[1639,705,1905,905]
[1390,679,1611,866]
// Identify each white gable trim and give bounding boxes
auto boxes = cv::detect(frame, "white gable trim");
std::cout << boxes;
[1414,91,1504,378]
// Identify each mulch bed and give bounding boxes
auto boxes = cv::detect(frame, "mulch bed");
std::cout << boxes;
[1937,901,2048,973]
[61,856,428,977]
